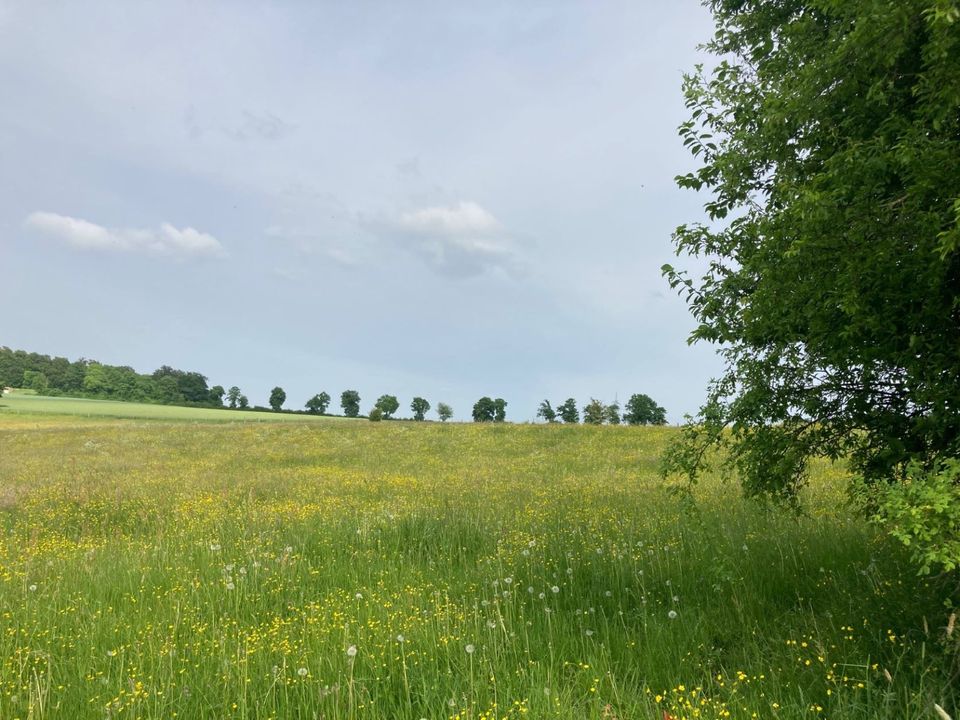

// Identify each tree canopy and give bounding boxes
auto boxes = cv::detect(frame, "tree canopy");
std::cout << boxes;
[411,397,430,421]
[375,394,400,419]
[269,386,286,412]
[662,0,960,571]
[305,391,331,414]
[436,403,453,422]
[340,390,361,418]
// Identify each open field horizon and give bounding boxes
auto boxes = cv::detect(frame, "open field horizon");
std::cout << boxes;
[0,392,352,424]
[0,409,955,719]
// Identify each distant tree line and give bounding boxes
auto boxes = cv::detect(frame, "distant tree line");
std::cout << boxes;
[2,346,664,424]
[537,393,666,425]
[0,347,225,407]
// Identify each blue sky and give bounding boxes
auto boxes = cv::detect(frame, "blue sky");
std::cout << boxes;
[0,1,723,421]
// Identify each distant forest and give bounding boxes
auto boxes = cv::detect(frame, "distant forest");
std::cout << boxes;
[0,346,226,408]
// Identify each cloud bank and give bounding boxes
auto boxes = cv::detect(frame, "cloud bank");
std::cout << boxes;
[378,201,520,278]
[24,212,225,258]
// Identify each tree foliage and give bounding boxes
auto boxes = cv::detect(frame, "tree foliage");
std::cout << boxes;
[375,394,400,419]
[227,386,241,409]
[340,390,361,418]
[305,391,331,414]
[582,398,605,425]
[557,398,579,424]
[663,1,960,570]
[472,397,495,423]
[269,386,286,412]
[537,400,557,423]
[411,396,430,421]
[604,401,621,426]
[436,402,453,422]
[624,394,667,426]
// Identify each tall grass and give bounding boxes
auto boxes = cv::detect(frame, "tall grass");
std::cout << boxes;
[0,418,954,719]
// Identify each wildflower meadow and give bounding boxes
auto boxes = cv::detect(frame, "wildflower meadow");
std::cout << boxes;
[0,412,955,719]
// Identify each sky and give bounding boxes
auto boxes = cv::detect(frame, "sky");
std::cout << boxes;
[0,0,724,422]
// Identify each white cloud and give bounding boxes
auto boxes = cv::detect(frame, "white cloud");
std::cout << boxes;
[378,201,521,278]
[23,212,226,258]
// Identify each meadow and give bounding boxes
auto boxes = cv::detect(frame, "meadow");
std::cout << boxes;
[0,409,955,719]
[0,393,342,423]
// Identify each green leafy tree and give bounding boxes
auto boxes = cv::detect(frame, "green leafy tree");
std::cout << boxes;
[472,397,495,422]
[436,402,453,422]
[209,385,225,406]
[411,396,430,421]
[582,398,605,425]
[375,394,400,419]
[341,390,361,418]
[557,398,579,424]
[305,391,331,414]
[662,1,960,571]
[493,398,507,423]
[226,386,241,409]
[238,394,249,409]
[604,401,621,426]
[624,394,666,426]
[368,406,384,422]
[154,375,182,404]
[22,370,49,394]
[269,386,286,412]
[537,400,557,423]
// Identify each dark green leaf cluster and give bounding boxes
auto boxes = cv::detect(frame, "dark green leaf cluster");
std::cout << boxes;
[664,1,960,520]
[472,397,507,422]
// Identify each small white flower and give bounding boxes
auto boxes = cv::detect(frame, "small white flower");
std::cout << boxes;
[503,577,512,585]
[538,592,546,600]
[355,593,363,600]
[209,543,221,552]
[527,586,534,594]
[297,667,308,677]
[668,610,678,620]
[226,582,235,591]
[465,644,475,654]
[551,585,560,594]
[604,590,612,597]
[284,546,293,553]
[672,595,679,602]
[346,645,358,658]
[566,568,573,575]
[522,549,530,556]
[225,563,235,572]
[528,540,536,548]
[396,634,405,643]
[28,584,37,592]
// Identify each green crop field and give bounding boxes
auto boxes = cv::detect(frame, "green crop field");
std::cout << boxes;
[0,392,344,423]
[0,411,954,719]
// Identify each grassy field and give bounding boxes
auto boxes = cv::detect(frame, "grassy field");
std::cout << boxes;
[0,392,344,423]
[0,411,955,719]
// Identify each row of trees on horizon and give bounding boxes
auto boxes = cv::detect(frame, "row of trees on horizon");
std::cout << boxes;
[0,346,667,424]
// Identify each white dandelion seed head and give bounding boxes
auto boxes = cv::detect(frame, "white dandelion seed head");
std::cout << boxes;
[551,585,560,594]
[522,549,530,556]
[566,568,573,575]
[346,645,358,657]
[28,584,37,592]
[396,634,405,643]
[672,595,680,602]
[527,586,534,594]
[355,593,363,600]
[465,644,475,654]
[668,610,678,620]
[225,582,235,591]
[487,620,496,628]
[538,592,546,600]
[297,667,308,677]
[605,590,612,597]
[503,577,512,585]
[585,629,594,636]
